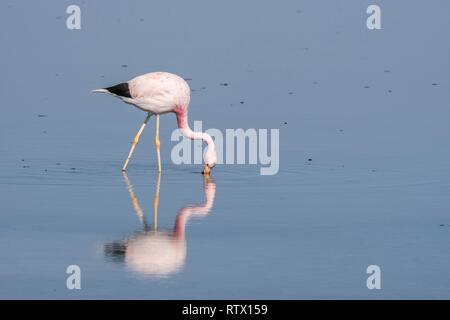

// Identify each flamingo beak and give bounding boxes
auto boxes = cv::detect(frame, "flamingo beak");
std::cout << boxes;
[202,165,211,176]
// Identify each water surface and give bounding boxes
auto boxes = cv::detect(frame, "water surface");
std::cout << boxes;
[1,0,450,299]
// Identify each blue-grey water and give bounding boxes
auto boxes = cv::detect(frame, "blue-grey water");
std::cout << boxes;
[1,0,450,299]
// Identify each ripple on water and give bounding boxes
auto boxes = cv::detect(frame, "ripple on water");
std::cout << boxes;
[0,158,445,193]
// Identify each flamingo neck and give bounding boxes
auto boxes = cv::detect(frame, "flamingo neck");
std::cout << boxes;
[173,180,216,239]
[175,107,214,148]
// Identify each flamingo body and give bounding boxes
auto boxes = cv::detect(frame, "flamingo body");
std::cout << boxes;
[93,71,217,173]
[99,72,191,115]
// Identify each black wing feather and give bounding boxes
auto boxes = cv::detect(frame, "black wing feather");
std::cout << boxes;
[105,83,132,98]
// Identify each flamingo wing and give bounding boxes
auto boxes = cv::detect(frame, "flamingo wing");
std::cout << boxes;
[128,72,190,113]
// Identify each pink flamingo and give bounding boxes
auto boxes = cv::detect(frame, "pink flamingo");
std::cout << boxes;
[104,173,216,277]
[93,72,217,175]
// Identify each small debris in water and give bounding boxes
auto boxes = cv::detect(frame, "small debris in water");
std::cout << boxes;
[21,159,25,162]
[240,101,245,104]
[284,122,288,125]
[70,167,76,170]
[364,86,370,89]
[440,224,445,227]
[288,92,293,95]
[384,70,391,73]
[296,10,303,14]
[37,114,46,118]
[388,90,393,93]
[371,169,377,172]
[121,64,128,68]
[308,158,312,162]
[42,131,47,134]
[56,162,61,166]
[219,83,229,86]
[432,83,439,86]
[22,165,30,168]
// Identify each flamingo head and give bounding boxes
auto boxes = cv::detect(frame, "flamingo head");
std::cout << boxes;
[202,146,217,175]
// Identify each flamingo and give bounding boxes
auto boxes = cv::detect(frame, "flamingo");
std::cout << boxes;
[92,72,217,175]
[104,172,216,277]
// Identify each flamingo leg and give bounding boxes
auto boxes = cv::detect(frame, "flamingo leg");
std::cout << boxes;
[153,172,161,231]
[122,113,152,172]
[155,114,162,173]
[122,172,149,231]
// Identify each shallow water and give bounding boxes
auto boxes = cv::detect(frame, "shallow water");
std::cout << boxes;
[1,1,450,299]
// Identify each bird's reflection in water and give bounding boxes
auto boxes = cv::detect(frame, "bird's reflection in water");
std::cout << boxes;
[104,173,216,278]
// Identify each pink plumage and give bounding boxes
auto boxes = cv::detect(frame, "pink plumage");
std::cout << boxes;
[93,71,217,173]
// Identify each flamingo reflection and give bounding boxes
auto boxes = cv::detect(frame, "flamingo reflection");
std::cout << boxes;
[104,173,216,277]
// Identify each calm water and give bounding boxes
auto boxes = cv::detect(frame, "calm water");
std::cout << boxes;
[1,1,450,299]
